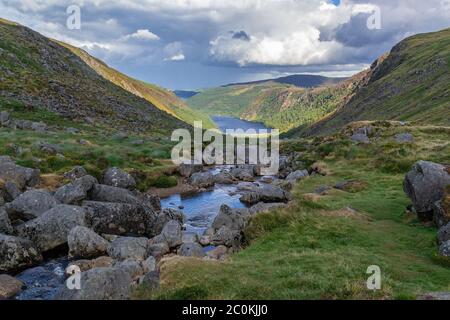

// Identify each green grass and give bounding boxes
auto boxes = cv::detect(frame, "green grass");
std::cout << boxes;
[135,123,450,300]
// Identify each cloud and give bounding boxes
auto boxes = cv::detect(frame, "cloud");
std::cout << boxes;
[123,29,160,41]
[165,53,185,61]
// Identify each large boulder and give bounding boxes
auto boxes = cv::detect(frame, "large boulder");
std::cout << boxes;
[83,201,157,237]
[188,172,215,188]
[54,175,97,205]
[210,226,241,248]
[212,205,249,232]
[240,184,291,205]
[178,242,204,258]
[0,158,40,189]
[433,186,450,228]
[89,184,139,204]
[64,166,88,181]
[0,274,23,299]
[5,189,59,221]
[404,161,450,221]
[286,170,309,183]
[213,172,236,185]
[68,226,109,259]
[56,267,132,300]
[438,223,450,245]
[147,242,169,260]
[179,164,203,178]
[153,208,184,235]
[158,220,183,249]
[230,166,255,182]
[17,205,86,252]
[103,168,136,190]
[439,240,450,257]
[0,206,13,234]
[107,237,149,261]
[0,234,43,273]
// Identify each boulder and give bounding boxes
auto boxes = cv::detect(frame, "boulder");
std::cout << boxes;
[211,226,241,248]
[439,240,450,257]
[179,164,203,178]
[438,223,450,245]
[395,133,414,143]
[178,242,205,258]
[417,292,450,300]
[286,170,309,183]
[0,234,43,273]
[54,175,97,205]
[5,189,59,221]
[182,232,199,244]
[206,245,228,260]
[249,202,287,215]
[188,171,215,188]
[0,206,13,234]
[68,226,109,259]
[4,181,21,201]
[37,142,62,155]
[212,205,248,232]
[147,242,169,260]
[141,256,157,274]
[433,187,450,227]
[0,111,10,125]
[68,256,114,273]
[107,237,149,261]
[83,201,157,237]
[403,161,450,220]
[159,220,183,249]
[240,184,291,205]
[89,184,139,204]
[153,208,185,236]
[56,267,132,300]
[103,167,136,190]
[0,160,40,189]
[114,260,145,280]
[230,166,255,182]
[0,274,23,299]
[17,205,86,252]
[213,172,236,185]
[139,271,160,290]
[64,166,88,181]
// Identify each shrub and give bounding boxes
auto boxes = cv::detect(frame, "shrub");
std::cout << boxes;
[152,175,177,188]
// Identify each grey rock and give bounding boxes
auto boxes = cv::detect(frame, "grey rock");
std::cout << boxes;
[286,170,309,182]
[103,167,136,190]
[160,220,183,249]
[0,111,10,125]
[351,133,370,144]
[213,172,236,185]
[240,184,291,205]
[5,189,59,221]
[68,226,109,259]
[31,122,47,132]
[107,237,149,261]
[147,242,169,260]
[89,184,139,204]
[0,161,40,189]
[212,205,248,232]
[438,223,450,245]
[179,164,203,178]
[56,267,132,300]
[4,181,22,201]
[0,234,43,273]
[178,242,205,258]
[139,271,160,290]
[211,226,241,248]
[230,166,255,182]
[153,208,184,235]
[417,292,450,300]
[433,200,449,228]
[0,206,13,234]
[395,133,414,143]
[64,166,88,181]
[37,142,62,155]
[206,245,228,260]
[438,240,450,257]
[114,260,144,280]
[17,205,86,252]
[83,201,157,237]
[182,232,199,244]
[249,202,287,215]
[188,172,215,188]
[0,274,23,299]
[141,256,156,273]
[54,175,97,205]
[403,161,450,220]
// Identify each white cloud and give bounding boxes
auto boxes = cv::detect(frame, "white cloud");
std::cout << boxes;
[123,29,160,41]
[165,53,185,61]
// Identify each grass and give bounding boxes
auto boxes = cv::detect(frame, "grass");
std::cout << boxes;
[134,123,450,300]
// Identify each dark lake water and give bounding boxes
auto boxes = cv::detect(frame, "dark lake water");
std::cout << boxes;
[212,115,271,132]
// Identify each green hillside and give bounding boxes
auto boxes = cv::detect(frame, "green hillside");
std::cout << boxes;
[302,28,450,137]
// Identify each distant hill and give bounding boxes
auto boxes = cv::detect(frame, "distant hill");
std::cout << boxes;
[224,74,346,88]
[174,90,199,99]
[297,28,450,137]
[0,18,213,132]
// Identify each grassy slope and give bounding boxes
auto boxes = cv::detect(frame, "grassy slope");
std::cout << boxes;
[136,124,450,299]
[188,81,353,132]
[59,42,215,129]
[304,28,450,137]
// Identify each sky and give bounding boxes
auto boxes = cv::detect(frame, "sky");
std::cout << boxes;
[1,0,449,90]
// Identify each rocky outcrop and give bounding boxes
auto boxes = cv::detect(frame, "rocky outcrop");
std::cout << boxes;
[240,184,291,205]
[212,205,249,232]
[157,220,183,249]
[0,234,43,273]
[68,226,109,259]
[188,172,215,188]
[56,267,132,300]
[404,161,450,221]
[153,208,184,235]
[5,189,59,221]
[103,167,136,190]
[17,205,86,252]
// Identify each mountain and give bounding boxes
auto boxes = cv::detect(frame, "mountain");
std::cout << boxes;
[0,18,212,132]
[173,90,199,99]
[224,74,346,88]
[293,28,450,137]
[187,79,355,133]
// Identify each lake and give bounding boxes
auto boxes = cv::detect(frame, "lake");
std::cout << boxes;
[212,115,271,132]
